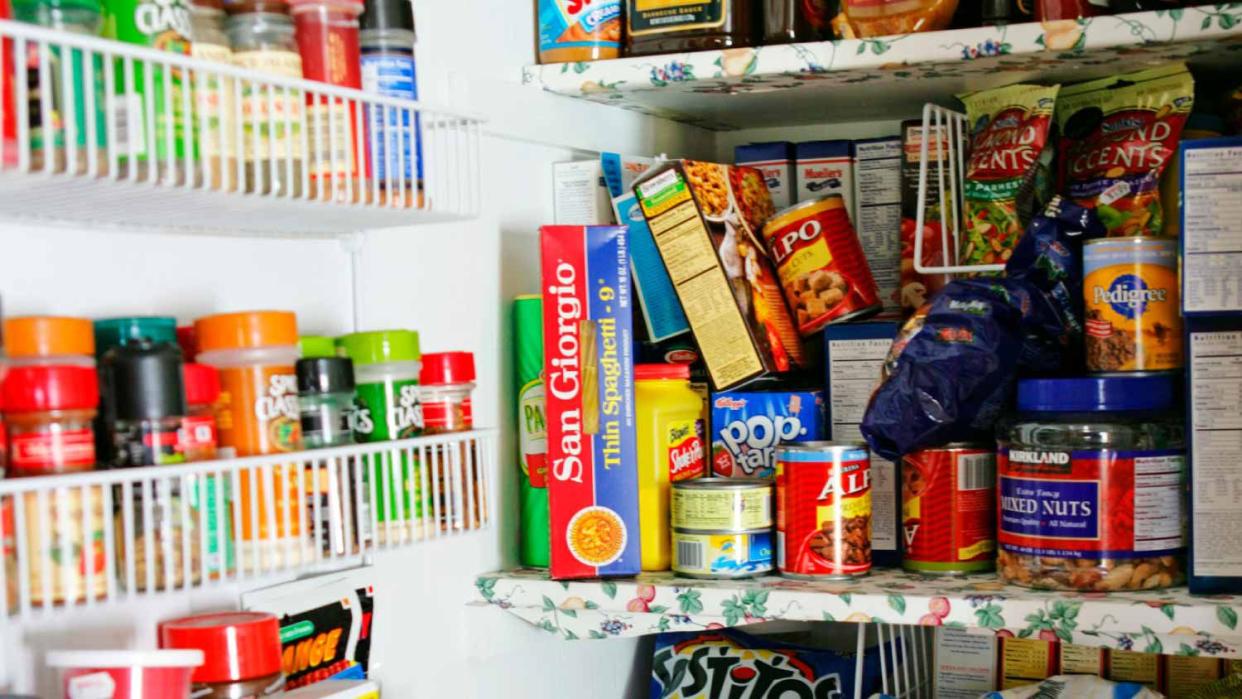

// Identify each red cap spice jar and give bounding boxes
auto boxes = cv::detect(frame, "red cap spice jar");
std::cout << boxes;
[418,351,475,435]
[3,365,98,475]
[180,363,221,462]
[159,611,285,697]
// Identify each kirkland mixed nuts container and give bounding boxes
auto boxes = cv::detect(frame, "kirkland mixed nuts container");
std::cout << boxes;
[670,478,772,579]
[997,375,1186,591]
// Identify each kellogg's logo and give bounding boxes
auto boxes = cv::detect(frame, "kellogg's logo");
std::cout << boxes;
[716,414,806,477]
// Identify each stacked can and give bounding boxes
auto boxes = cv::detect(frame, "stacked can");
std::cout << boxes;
[776,441,873,579]
[670,479,772,579]
[901,444,997,575]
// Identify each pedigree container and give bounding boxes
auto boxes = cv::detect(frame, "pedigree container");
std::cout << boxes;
[195,311,302,567]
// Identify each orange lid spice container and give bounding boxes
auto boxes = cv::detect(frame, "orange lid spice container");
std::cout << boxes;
[194,311,303,567]
[4,316,95,366]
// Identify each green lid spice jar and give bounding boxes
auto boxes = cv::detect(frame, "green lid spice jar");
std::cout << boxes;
[336,329,422,536]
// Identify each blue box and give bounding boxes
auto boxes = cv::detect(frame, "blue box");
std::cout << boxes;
[709,389,826,480]
[795,140,854,217]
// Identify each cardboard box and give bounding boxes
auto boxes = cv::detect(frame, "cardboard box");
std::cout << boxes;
[933,627,997,698]
[708,389,826,479]
[241,567,374,691]
[280,680,381,699]
[1059,643,1105,677]
[853,137,903,316]
[736,142,795,210]
[1164,655,1223,699]
[795,140,854,219]
[553,161,613,225]
[998,637,1057,690]
[633,160,807,391]
[823,320,900,564]
[1107,650,1162,690]
[540,225,640,579]
[899,120,953,313]
[1181,137,1242,316]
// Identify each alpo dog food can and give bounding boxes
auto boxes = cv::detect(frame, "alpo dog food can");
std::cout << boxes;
[776,441,872,579]
[901,444,996,575]
[761,196,881,336]
[1084,237,1181,373]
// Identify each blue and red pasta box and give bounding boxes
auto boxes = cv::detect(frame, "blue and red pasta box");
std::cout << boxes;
[540,225,641,580]
[710,389,826,479]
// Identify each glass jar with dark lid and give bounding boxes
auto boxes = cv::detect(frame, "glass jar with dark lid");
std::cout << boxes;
[764,0,835,44]
[626,0,757,56]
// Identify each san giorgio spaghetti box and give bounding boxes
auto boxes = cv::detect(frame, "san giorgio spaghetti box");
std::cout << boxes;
[540,224,640,580]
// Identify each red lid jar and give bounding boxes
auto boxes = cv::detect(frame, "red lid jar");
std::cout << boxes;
[419,351,475,434]
[3,365,98,475]
[179,363,222,462]
[159,611,285,697]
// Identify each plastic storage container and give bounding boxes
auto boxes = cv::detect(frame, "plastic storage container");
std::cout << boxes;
[997,375,1186,591]
[47,649,204,699]
[634,363,707,571]
[159,611,285,697]
[4,316,95,367]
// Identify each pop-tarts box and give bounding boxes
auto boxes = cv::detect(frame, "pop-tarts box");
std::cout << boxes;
[735,142,795,210]
[540,225,640,579]
[709,389,826,479]
[795,140,855,220]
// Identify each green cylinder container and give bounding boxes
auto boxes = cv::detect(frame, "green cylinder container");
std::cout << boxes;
[93,316,178,357]
[515,295,549,568]
[299,335,338,359]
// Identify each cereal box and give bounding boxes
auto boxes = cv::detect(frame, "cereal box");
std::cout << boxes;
[710,389,825,479]
[633,160,808,391]
[736,142,795,210]
[540,224,640,579]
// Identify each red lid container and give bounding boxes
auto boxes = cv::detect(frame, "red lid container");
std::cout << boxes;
[634,363,690,381]
[159,611,283,683]
[183,363,221,407]
[420,351,475,385]
[2,365,98,412]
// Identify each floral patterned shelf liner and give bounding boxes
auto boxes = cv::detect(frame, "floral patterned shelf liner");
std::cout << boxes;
[522,5,1242,130]
[476,568,1242,658]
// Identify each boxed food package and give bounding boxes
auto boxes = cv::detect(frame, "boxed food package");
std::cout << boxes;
[934,626,998,698]
[280,680,381,698]
[1164,655,1223,699]
[1060,644,1106,677]
[795,140,855,219]
[736,142,795,210]
[540,224,640,579]
[553,153,654,226]
[852,137,903,315]
[999,637,1057,690]
[1107,650,1162,690]
[241,568,374,691]
[633,160,808,391]
[709,389,826,479]
[823,321,900,565]
[899,119,952,313]
[1181,137,1242,317]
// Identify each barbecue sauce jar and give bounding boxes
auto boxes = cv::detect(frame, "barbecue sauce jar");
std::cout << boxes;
[626,0,757,56]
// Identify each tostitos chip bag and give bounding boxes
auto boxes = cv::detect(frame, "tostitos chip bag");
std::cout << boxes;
[960,83,1059,268]
[1056,63,1194,237]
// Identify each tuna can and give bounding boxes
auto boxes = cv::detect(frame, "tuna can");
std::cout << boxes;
[1083,237,1181,373]
[761,195,882,336]
[671,478,772,533]
[901,443,996,575]
[672,528,773,579]
[776,441,872,579]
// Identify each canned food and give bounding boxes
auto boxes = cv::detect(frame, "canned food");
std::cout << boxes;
[672,529,773,579]
[776,441,872,579]
[761,196,881,336]
[1084,237,1181,373]
[901,444,996,575]
[671,478,772,532]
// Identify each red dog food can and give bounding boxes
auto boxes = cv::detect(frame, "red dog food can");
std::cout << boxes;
[901,444,997,575]
[761,195,882,337]
[775,441,872,579]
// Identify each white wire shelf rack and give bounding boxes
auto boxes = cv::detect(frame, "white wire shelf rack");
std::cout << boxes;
[0,429,496,621]
[0,19,482,237]
[915,103,994,278]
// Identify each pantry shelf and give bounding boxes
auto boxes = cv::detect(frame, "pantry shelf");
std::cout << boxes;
[474,568,1242,658]
[1,429,497,622]
[523,5,1242,130]
[0,20,482,237]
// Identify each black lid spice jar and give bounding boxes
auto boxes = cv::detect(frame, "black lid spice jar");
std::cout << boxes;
[102,340,188,467]
[626,0,757,56]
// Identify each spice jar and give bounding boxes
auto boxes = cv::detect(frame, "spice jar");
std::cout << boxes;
[159,611,285,698]
[4,315,94,367]
[180,361,236,580]
[337,330,421,537]
[180,363,221,462]
[418,351,474,435]
[764,0,834,44]
[2,365,106,606]
[299,334,338,359]
[297,356,356,448]
[626,0,756,56]
[288,0,365,203]
[226,0,305,197]
[94,317,178,358]
[360,0,420,206]
[195,311,302,568]
[192,0,239,191]
[998,375,1186,591]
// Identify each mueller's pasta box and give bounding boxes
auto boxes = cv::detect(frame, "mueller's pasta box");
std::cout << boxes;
[633,160,808,391]
[540,225,640,579]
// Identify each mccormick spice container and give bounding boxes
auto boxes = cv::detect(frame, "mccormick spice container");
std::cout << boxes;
[419,351,475,434]
[5,315,95,367]
[626,0,756,56]
[180,361,235,579]
[671,478,772,579]
[296,356,356,448]
[514,295,549,568]
[159,611,285,698]
[1084,237,1182,373]
[536,0,622,64]
[360,0,421,205]
[998,375,1186,591]
[901,444,996,575]
[2,365,106,606]
[94,316,177,463]
[288,0,365,203]
[635,362,706,571]
[226,0,306,197]
[195,311,302,567]
[776,441,872,579]
[180,363,221,461]
[191,0,238,191]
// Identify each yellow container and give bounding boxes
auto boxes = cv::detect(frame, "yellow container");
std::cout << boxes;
[635,363,706,571]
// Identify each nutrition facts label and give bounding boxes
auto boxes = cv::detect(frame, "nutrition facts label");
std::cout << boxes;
[1183,145,1242,313]
[853,140,902,313]
[1190,330,1242,577]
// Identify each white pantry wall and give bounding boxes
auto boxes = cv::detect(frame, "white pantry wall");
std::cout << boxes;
[0,0,713,696]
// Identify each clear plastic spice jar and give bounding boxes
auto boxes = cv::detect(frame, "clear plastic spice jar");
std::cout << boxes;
[997,375,1186,591]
